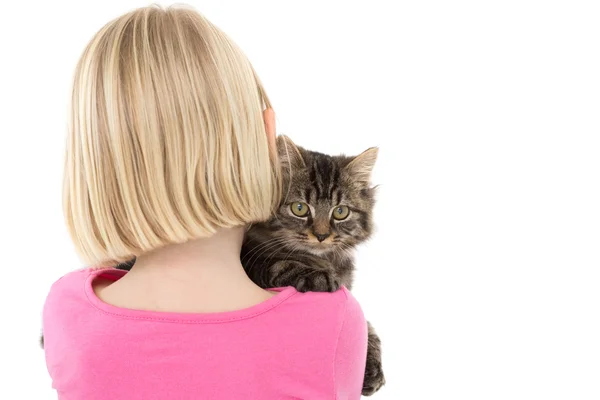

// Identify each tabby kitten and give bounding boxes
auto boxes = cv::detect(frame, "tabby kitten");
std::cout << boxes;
[241,136,385,396]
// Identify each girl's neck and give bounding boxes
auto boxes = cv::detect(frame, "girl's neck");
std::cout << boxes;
[128,226,248,282]
[95,227,275,313]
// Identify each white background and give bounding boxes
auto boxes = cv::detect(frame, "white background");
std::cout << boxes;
[1,0,599,399]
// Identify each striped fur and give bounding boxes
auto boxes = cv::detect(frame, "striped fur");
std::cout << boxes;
[241,136,378,291]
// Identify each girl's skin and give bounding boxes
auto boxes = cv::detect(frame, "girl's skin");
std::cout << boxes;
[94,110,278,313]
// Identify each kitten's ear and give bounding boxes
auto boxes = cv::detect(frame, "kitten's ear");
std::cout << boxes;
[345,147,378,184]
[277,135,306,169]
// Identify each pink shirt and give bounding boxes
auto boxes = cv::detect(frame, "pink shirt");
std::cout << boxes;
[43,268,368,399]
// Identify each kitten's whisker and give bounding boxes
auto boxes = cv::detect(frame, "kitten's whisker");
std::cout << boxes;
[246,237,298,273]
[281,243,301,265]
[245,238,290,273]
[334,242,354,258]
[264,240,301,267]
[244,240,289,274]
[241,237,287,262]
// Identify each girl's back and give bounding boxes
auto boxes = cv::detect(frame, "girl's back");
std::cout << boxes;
[44,268,366,399]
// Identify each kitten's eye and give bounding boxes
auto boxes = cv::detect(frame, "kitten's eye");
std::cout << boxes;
[290,202,310,217]
[333,205,350,220]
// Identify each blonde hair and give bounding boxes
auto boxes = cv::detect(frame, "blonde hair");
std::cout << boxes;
[63,5,281,266]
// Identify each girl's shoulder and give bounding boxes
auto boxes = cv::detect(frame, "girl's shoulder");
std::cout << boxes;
[274,285,367,334]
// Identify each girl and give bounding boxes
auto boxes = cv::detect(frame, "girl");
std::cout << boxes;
[42,5,368,399]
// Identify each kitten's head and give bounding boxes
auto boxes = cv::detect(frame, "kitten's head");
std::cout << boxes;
[264,135,378,256]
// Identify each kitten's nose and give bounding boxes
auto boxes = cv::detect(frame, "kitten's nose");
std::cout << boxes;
[315,233,331,242]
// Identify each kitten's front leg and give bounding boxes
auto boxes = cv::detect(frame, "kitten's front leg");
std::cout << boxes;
[362,322,386,396]
[269,260,341,292]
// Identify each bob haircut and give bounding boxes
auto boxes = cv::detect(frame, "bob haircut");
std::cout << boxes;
[63,5,281,266]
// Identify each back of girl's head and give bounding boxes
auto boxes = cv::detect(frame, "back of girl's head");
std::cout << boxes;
[64,5,281,266]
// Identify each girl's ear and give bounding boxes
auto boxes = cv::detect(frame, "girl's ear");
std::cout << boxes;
[263,108,276,151]
[345,147,379,184]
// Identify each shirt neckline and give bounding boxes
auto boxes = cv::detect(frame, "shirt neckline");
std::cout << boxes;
[83,268,297,324]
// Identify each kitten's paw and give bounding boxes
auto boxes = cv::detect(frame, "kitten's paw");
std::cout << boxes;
[363,324,385,396]
[294,270,340,293]
[362,359,385,396]
[270,261,340,293]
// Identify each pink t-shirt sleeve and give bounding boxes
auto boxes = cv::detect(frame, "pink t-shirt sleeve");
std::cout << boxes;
[334,287,368,400]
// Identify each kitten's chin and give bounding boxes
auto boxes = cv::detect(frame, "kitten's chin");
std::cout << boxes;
[304,244,336,257]
[306,248,330,256]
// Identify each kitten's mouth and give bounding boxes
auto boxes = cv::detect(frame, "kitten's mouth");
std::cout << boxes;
[306,232,335,245]
[301,233,338,256]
